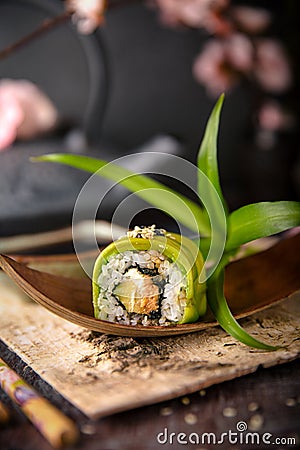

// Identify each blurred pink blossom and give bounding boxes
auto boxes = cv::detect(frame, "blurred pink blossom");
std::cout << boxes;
[232,6,271,34]
[66,0,106,34]
[193,40,236,96]
[0,85,24,151]
[152,0,293,100]
[153,0,231,34]
[258,100,295,131]
[0,80,58,151]
[225,33,253,72]
[193,34,253,96]
[254,39,292,93]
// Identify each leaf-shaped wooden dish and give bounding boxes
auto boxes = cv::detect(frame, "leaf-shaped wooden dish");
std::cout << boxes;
[0,234,299,337]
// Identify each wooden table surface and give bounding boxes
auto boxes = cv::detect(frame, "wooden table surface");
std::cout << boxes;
[0,236,299,449]
[0,338,299,450]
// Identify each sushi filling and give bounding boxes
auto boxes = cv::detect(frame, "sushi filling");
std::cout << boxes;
[96,250,187,326]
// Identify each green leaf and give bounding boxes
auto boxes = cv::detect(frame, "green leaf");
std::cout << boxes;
[31,96,298,351]
[196,95,228,271]
[226,201,300,251]
[197,94,228,214]
[207,262,279,351]
[32,154,210,236]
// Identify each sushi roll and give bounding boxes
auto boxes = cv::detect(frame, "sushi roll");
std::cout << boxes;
[92,225,207,326]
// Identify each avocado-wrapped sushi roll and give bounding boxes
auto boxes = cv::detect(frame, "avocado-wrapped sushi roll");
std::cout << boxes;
[92,225,206,326]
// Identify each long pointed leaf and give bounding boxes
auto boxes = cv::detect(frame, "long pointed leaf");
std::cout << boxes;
[207,264,279,351]
[197,94,228,213]
[226,201,300,251]
[32,154,210,235]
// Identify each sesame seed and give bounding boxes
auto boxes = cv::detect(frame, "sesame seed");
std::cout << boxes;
[249,414,264,431]
[199,389,206,397]
[222,407,237,418]
[285,398,297,407]
[184,413,198,425]
[181,397,190,405]
[160,406,174,417]
[248,402,260,412]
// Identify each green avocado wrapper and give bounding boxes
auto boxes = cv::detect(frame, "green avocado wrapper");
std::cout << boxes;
[92,229,207,325]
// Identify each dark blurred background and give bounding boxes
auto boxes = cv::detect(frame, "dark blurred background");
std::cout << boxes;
[0,0,299,236]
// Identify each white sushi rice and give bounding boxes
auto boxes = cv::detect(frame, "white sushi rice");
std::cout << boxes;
[96,250,187,326]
